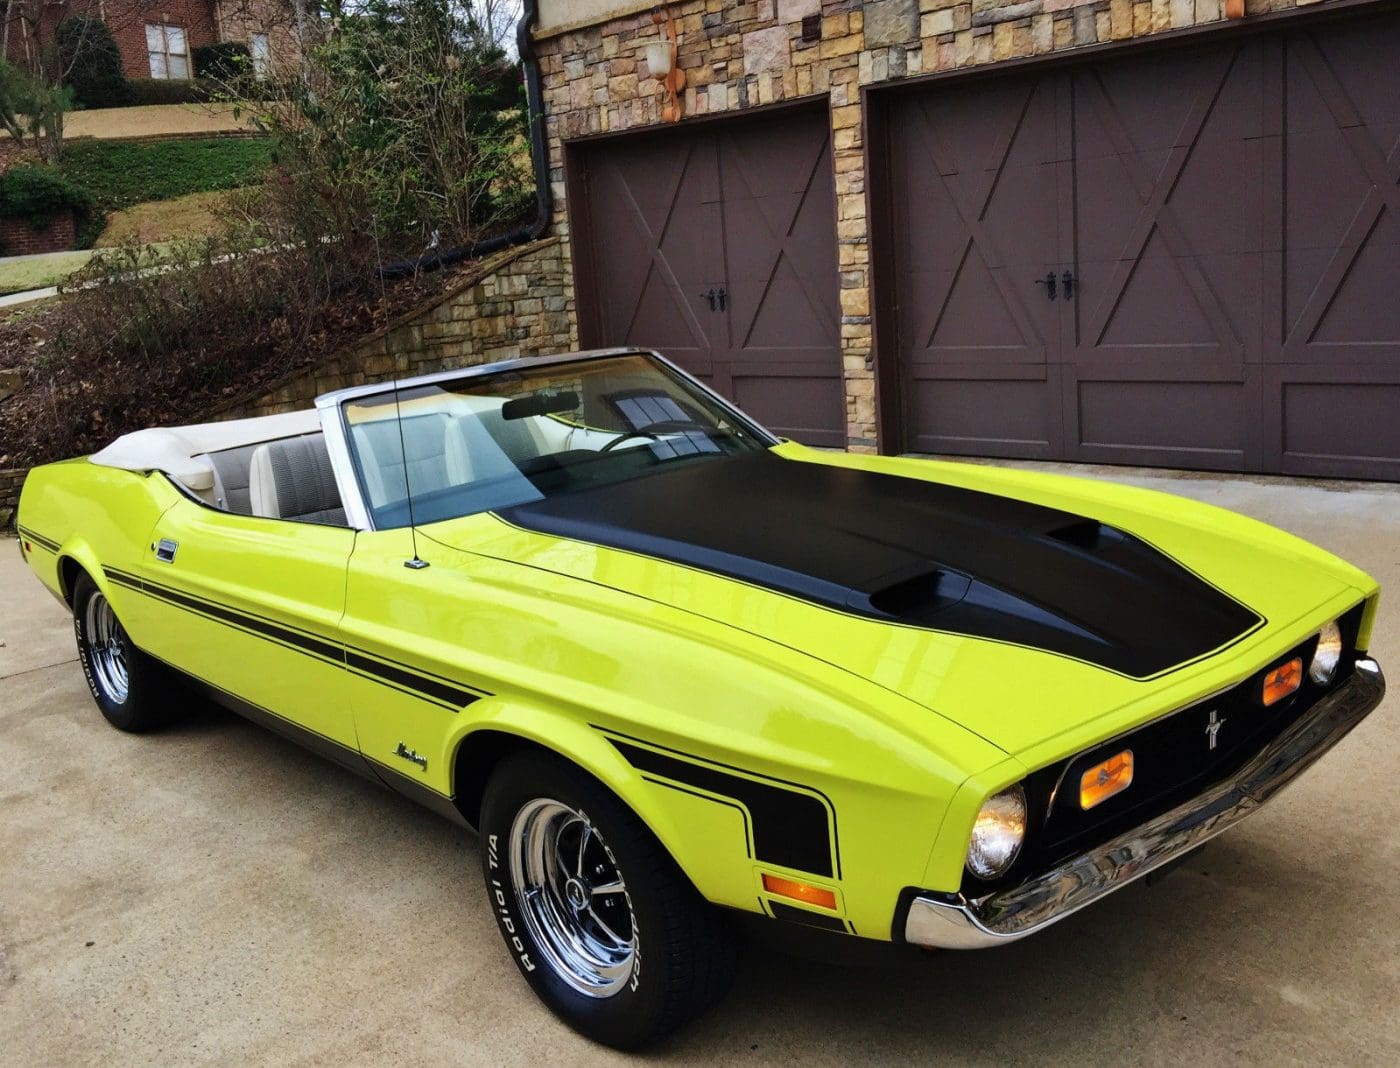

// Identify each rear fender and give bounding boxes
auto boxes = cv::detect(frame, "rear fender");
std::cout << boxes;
[54,538,111,607]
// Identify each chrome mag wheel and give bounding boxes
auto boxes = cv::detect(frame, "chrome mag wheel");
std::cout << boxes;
[508,798,637,997]
[84,592,130,705]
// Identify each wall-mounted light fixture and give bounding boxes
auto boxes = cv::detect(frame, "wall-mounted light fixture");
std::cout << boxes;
[648,7,685,123]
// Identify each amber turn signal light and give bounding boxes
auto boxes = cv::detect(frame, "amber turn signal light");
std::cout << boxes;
[762,873,837,910]
[1080,750,1134,810]
[1261,657,1303,706]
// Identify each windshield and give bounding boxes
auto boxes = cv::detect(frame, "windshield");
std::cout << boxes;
[341,353,773,529]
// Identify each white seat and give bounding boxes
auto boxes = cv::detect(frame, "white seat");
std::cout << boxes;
[248,435,347,526]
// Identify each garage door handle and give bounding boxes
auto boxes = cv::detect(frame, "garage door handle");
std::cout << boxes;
[698,288,727,312]
[1035,273,1057,300]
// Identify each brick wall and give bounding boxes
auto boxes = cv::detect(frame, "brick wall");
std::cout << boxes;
[2,0,298,83]
[216,0,303,79]
[103,0,220,79]
[532,0,1342,449]
[0,212,76,256]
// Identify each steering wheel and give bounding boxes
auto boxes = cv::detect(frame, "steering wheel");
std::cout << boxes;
[600,419,711,453]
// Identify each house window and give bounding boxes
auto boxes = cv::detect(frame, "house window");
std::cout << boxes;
[146,23,190,80]
[250,33,271,79]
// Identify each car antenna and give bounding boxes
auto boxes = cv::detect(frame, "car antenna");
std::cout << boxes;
[372,214,428,571]
[393,378,429,571]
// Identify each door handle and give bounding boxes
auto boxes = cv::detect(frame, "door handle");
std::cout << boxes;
[698,287,727,312]
[1035,272,1057,300]
[153,538,178,564]
[1061,271,1075,301]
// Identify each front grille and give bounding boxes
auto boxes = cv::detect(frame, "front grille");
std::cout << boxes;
[962,601,1366,897]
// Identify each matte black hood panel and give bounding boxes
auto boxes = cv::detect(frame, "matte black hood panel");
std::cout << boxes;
[499,453,1263,678]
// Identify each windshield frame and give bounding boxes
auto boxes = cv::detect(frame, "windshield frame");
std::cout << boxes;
[314,348,781,532]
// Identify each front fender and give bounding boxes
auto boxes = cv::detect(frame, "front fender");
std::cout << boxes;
[445,699,759,913]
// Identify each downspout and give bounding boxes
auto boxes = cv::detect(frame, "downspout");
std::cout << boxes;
[379,0,552,279]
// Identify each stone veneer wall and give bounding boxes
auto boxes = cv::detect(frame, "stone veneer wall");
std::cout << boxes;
[1,238,569,531]
[533,0,1339,449]
[218,237,572,418]
[0,467,25,532]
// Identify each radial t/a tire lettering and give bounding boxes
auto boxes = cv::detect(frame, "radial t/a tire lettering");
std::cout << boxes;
[479,750,735,1049]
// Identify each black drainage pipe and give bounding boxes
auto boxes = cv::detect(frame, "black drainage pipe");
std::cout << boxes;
[378,0,552,280]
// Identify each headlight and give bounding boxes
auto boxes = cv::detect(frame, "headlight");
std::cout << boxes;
[966,784,1027,880]
[1310,620,1343,685]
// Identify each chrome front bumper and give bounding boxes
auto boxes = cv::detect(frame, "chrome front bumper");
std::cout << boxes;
[905,657,1385,950]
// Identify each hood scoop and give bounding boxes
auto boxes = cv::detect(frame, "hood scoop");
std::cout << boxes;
[499,452,1263,679]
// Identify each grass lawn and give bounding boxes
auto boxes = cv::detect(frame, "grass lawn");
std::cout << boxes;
[96,190,230,247]
[61,137,273,211]
[64,104,254,140]
[0,250,95,295]
[0,237,190,296]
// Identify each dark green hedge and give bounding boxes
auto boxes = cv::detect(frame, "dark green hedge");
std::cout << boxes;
[0,167,95,224]
[0,166,100,249]
[193,43,252,84]
[124,79,210,107]
[57,17,129,109]
[60,137,274,211]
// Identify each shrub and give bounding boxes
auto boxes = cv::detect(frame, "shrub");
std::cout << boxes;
[0,165,95,229]
[60,137,273,210]
[193,43,252,84]
[56,17,129,109]
[0,166,102,252]
[0,229,450,467]
[124,79,209,107]
[245,0,532,262]
[0,58,70,164]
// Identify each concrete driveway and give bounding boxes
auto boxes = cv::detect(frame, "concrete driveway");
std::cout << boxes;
[1,462,1397,1066]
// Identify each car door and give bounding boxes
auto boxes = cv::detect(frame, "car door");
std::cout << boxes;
[130,495,361,761]
[337,522,498,802]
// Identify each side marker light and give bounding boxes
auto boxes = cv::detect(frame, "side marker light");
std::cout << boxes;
[1080,750,1134,809]
[762,874,837,910]
[1261,657,1303,706]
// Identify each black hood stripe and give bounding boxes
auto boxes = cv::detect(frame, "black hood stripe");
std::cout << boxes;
[500,452,1264,680]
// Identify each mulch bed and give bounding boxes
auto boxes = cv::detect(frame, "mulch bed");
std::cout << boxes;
[0,263,456,471]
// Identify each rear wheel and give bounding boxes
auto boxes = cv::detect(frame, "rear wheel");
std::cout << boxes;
[72,572,180,732]
[480,751,735,1049]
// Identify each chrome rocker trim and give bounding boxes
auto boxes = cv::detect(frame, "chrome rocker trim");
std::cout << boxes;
[906,657,1386,950]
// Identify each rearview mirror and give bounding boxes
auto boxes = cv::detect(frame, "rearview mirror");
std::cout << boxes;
[502,390,579,421]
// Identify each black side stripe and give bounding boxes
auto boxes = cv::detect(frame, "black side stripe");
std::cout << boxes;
[104,567,486,711]
[604,729,840,879]
[767,900,850,934]
[17,526,60,553]
[159,655,470,827]
[642,774,756,858]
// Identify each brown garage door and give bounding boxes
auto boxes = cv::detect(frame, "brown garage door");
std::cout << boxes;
[569,106,845,447]
[881,10,1400,480]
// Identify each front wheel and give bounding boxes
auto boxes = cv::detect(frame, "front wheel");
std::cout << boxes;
[480,751,735,1049]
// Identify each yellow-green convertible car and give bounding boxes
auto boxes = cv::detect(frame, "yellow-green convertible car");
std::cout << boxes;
[15,349,1385,1047]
